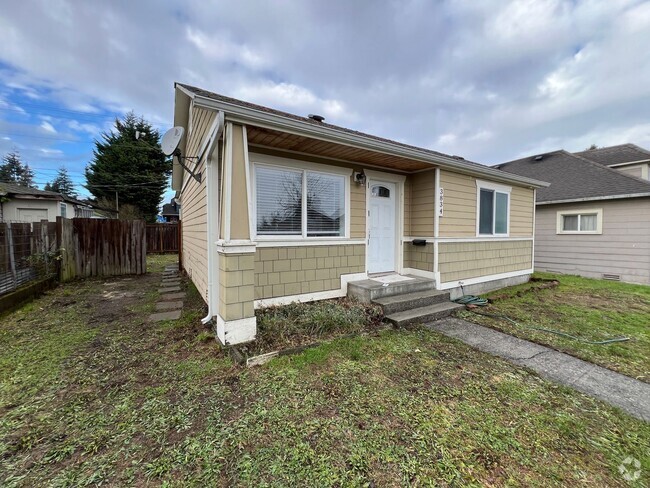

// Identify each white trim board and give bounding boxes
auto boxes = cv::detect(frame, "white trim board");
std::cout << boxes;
[215,314,256,345]
[438,269,534,290]
[256,239,366,247]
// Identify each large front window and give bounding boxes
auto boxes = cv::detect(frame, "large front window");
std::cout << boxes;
[255,165,346,238]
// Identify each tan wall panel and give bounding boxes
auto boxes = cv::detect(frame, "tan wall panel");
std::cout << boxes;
[439,170,476,237]
[510,186,534,237]
[408,170,435,236]
[230,124,250,240]
[254,244,365,299]
[439,240,533,282]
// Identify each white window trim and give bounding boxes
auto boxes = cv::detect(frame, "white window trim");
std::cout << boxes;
[60,202,67,218]
[250,153,351,241]
[475,179,511,237]
[556,208,603,235]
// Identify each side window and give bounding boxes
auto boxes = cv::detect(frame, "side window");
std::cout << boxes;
[478,187,509,236]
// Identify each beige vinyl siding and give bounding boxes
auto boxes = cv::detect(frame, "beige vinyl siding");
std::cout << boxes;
[254,245,365,299]
[510,186,534,237]
[179,106,216,302]
[534,199,650,284]
[408,170,435,236]
[439,240,533,283]
[403,179,411,237]
[439,170,476,237]
[615,163,649,180]
[228,124,250,240]
[350,176,365,238]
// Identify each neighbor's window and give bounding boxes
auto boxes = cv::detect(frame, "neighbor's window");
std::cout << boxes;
[478,185,509,236]
[60,202,67,218]
[557,210,602,234]
[256,165,346,238]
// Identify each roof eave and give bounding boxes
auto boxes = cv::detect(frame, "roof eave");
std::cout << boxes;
[190,93,549,189]
[537,193,650,205]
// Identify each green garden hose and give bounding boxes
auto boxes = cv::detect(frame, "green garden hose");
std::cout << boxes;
[468,309,630,345]
[453,286,630,345]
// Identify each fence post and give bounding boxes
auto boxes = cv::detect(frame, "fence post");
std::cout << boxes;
[6,223,16,291]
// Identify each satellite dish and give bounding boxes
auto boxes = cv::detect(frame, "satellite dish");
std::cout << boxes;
[161,126,184,156]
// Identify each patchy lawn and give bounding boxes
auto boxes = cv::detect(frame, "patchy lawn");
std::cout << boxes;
[1,259,649,486]
[458,272,650,382]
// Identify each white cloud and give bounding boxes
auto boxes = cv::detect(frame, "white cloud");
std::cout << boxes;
[40,121,56,133]
[0,0,647,168]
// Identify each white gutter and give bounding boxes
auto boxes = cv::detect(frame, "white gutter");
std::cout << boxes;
[607,159,650,168]
[201,111,225,325]
[179,87,549,190]
[536,192,650,205]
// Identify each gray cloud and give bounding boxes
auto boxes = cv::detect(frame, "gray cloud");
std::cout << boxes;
[0,0,648,170]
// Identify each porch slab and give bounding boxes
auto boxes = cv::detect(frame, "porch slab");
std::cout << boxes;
[348,275,436,302]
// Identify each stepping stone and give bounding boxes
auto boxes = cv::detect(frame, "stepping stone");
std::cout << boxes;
[162,278,181,284]
[156,300,183,311]
[148,310,182,322]
[160,292,186,300]
[164,266,178,271]
[159,286,181,293]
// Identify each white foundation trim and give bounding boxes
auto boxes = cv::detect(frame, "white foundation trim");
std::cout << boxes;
[223,122,233,242]
[215,314,257,345]
[254,272,367,308]
[256,239,366,247]
[438,268,533,290]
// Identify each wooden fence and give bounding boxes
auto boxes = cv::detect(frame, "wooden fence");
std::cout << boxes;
[58,218,146,282]
[146,223,179,254]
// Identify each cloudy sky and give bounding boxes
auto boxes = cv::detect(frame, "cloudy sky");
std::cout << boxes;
[1,0,649,203]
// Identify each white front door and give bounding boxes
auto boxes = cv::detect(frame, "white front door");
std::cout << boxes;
[367,181,396,274]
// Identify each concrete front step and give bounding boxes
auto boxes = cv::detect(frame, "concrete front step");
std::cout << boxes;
[348,276,437,302]
[384,302,464,327]
[372,289,451,314]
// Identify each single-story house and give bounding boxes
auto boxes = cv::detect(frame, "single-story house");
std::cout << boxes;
[574,143,650,181]
[171,83,547,345]
[0,183,66,222]
[0,183,104,222]
[497,149,650,284]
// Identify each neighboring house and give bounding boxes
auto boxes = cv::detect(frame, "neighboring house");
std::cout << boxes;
[575,144,650,180]
[172,83,547,345]
[0,182,104,222]
[497,150,650,285]
[0,183,65,222]
[161,199,180,222]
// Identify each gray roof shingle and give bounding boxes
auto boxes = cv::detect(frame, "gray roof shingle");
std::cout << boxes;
[575,143,650,167]
[495,150,650,203]
[0,182,62,199]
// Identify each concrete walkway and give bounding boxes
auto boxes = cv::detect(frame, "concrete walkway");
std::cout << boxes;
[428,318,650,422]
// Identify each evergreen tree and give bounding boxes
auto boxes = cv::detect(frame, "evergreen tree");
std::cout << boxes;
[585,144,599,151]
[0,150,36,187]
[84,112,170,222]
[44,166,77,198]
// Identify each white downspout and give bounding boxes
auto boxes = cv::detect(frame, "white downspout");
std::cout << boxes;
[201,112,225,325]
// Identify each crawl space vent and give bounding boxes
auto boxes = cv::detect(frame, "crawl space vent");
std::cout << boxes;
[602,273,621,281]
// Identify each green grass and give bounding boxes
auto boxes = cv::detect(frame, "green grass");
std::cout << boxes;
[458,272,650,381]
[1,261,648,486]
